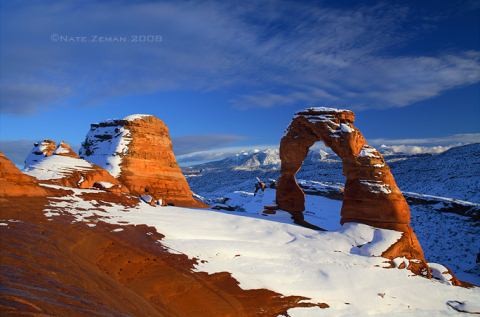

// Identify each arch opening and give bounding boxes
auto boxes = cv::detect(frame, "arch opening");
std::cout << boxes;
[295,142,344,230]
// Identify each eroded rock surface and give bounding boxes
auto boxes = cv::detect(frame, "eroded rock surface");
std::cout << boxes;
[23,141,127,193]
[79,114,206,208]
[276,107,427,274]
[0,152,47,197]
[24,139,57,168]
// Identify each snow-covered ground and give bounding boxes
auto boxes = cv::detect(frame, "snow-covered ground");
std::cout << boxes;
[208,188,480,285]
[182,144,480,284]
[41,185,480,316]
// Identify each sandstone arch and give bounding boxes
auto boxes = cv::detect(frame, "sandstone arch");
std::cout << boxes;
[276,107,428,273]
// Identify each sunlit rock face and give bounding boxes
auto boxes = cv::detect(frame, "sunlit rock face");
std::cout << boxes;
[80,114,207,208]
[0,151,47,197]
[277,107,428,274]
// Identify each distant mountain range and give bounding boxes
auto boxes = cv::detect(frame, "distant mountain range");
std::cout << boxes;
[183,143,480,203]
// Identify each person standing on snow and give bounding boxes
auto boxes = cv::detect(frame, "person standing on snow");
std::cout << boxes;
[254,177,266,196]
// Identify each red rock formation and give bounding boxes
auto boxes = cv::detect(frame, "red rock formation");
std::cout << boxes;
[54,141,80,158]
[79,114,206,208]
[276,107,427,274]
[23,141,128,194]
[0,152,47,197]
[23,139,56,168]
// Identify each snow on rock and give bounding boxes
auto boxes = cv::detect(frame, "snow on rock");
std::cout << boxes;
[359,180,392,195]
[52,141,79,158]
[340,123,354,133]
[43,188,480,316]
[54,145,70,155]
[80,115,205,208]
[94,181,114,189]
[358,145,381,158]
[278,107,427,273]
[355,227,402,257]
[305,106,350,113]
[79,123,132,177]
[24,139,57,168]
[24,155,93,180]
[123,114,153,121]
[392,257,410,269]
[23,142,127,193]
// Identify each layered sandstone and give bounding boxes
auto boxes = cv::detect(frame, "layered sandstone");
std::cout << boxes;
[24,141,127,193]
[276,107,427,273]
[0,152,47,197]
[79,114,206,208]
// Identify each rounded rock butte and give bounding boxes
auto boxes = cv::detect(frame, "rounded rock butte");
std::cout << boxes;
[79,114,207,208]
[276,107,429,275]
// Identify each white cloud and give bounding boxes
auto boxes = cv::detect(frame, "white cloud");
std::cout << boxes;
[370,133,480,146]
[371,133,480,155]
[1,1,479,113]
[379,144,453,155]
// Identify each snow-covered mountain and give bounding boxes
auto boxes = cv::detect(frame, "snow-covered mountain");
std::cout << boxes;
[390,143,480,203]
[183,147,345,197]
[184,143,480,204]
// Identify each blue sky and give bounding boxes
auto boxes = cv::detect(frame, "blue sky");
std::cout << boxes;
[0,0,479,165]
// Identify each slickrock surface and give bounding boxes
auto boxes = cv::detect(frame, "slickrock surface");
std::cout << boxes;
[79,114,206,208]
[276,107,428,274]
[0,152,47,197]
[23,141,127,193]
[0,189,323,316]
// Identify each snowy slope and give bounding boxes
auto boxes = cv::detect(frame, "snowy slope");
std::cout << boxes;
[391,143,480,203]
[42,185,480,316]
[183,145,480,284]
[23,155,93,180]
[207,187,480,285]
